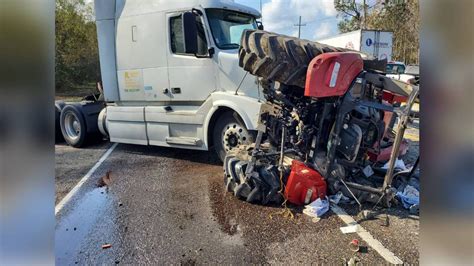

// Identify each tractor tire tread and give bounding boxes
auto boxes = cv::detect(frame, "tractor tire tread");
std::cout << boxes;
[239,29,386,88]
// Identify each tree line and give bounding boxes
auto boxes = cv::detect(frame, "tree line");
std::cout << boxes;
[56,0,99,92]
[55,0,419,93]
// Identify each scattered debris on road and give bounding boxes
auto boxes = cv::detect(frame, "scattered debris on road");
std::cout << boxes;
[383,158,407,171]
[349,239,360,252]
[341,224,360,234]
[303,197,329,218]
[396,184,419,211]
[97,170,112,188]
[329,191,350,205]
[346,256,361,266]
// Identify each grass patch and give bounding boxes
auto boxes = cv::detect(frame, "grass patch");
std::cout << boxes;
[56,83,97,102]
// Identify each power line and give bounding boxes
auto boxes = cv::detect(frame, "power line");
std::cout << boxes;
[304,16,339,24]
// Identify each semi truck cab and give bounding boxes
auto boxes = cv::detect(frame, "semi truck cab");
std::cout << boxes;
[78,0,264,160]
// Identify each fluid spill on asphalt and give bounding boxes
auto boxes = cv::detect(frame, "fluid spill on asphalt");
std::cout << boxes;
[208,177,302,246]
[207,177,389,264]
[55,187,116,265]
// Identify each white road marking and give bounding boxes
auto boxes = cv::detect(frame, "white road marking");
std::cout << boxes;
[331,204,404,265]
[55,142,118,215]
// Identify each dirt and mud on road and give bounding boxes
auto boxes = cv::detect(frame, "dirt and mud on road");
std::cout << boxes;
[55,121,420,265]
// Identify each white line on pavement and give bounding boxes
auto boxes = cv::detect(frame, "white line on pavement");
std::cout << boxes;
[55,142,119,215]
[330,204,404,265]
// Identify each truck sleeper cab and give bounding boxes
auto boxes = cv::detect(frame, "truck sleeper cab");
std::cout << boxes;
[94,0,264,161]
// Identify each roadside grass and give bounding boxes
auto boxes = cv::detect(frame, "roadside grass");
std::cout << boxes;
[56,83,97,102]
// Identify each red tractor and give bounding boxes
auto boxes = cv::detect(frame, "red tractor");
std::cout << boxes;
[224,30,419,208]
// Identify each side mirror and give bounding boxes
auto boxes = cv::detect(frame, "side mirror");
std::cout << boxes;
[257,21,264,30]
[182,11,198,54]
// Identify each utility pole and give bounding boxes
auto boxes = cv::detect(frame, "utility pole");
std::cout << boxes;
[294,16,306,38]
[260,0,263,24]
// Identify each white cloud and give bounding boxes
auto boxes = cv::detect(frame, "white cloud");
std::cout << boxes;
[261,0,338,40]
[313,22,332,39]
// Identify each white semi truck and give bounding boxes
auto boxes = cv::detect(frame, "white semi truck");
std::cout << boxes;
[57,0,265,161]
[317,29,393,62]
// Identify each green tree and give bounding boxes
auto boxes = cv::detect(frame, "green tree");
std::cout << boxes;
[56,0,99,92]
[334,0,365,33]
[366,0,420,64]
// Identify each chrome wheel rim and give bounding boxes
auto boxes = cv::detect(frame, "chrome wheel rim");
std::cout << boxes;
[64,112,81,140]
[222,123,250,152]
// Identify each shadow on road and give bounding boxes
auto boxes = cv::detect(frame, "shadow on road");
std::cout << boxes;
[116,143,222,166]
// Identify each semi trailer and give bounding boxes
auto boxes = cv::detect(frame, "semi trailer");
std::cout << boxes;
[317,29,394,62]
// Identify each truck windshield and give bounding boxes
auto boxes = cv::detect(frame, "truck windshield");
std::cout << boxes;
[206,8,257,50]
[386,63,406,74]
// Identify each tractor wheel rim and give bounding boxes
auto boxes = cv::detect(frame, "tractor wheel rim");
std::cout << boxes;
[64,112,80,140]
[222,124,250,152]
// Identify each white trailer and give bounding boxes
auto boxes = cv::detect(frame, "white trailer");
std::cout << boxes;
[317,29,393,62]
[58,0,265,161]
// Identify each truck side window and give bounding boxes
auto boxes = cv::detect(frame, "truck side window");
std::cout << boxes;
[170,14,208,56]
[170,16,185,54]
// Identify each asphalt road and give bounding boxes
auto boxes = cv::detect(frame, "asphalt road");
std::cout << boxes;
[55,141,112,205]
[55,123,420,265]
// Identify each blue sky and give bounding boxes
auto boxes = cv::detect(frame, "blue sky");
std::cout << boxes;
[235,0,342,40]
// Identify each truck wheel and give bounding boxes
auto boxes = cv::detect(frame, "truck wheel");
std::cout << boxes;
[213,112,254,162]
[239,29,386,88]
[60,105,87,147]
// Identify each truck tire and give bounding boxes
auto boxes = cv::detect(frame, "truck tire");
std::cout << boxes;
[239,29,386,88]
[213,112,254,162]
[60,105,87,147]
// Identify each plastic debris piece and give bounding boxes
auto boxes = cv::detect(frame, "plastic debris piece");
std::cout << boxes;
[303,197,329,218]
[382,158,407,171]
[362,165,374,177]
[396,184,419,209]
[102,244,112,249]
[329,192,343,204]
[340,224,360,234]
[349,239,360,252]
[347,256,360,266]
[329,191,350,205]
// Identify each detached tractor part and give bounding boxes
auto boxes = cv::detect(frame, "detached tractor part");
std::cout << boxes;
[239,29,386,88]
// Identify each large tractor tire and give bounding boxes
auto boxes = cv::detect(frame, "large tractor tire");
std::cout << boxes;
[239,29,386,88]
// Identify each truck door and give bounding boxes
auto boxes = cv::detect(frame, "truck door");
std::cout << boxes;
[165,12,216,104]
[116,12,171,102]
